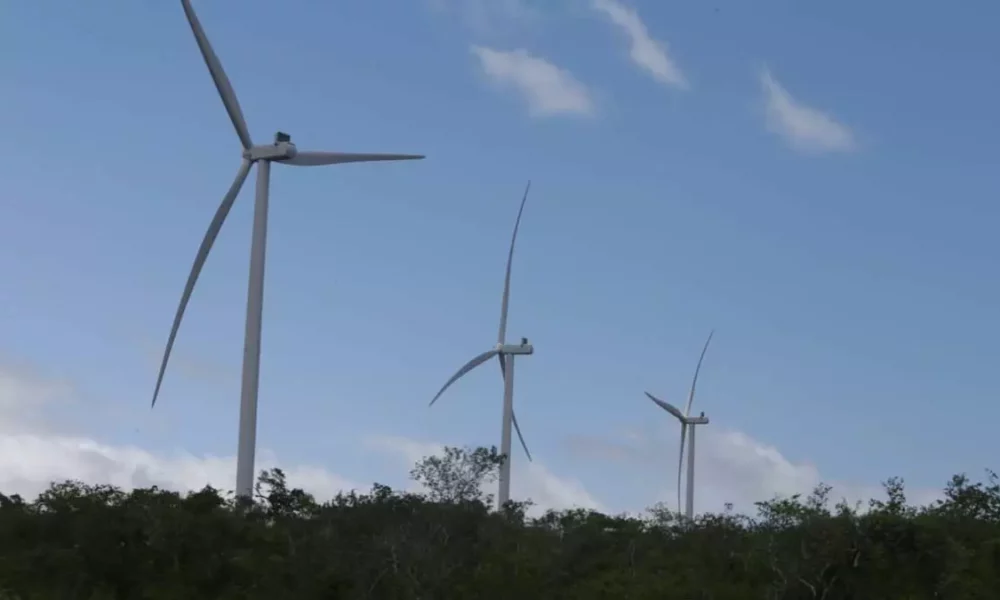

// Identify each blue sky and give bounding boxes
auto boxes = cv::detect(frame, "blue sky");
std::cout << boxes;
[1,0,998,514]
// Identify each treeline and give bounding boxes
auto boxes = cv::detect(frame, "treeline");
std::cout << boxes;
[0,445,998,598]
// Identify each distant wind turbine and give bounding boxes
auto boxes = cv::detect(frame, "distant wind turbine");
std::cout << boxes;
[151,0,424,501]
[645,330,714,520]
[429,182,535,508]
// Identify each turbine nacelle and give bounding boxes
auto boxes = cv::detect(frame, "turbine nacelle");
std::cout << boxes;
[495,339,534,355]
[244,133,299,162]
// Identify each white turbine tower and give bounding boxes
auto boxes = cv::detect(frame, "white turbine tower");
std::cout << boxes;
[645,330,714,520]
[429,182,535,508]
[151,0,424,501]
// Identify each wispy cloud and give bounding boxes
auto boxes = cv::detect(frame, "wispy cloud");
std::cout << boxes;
[760,67,856,154]
[428,0,540,34]
[139,340,236,389]
[591,0,687,89]
[471,46,595,117]
[365,434,604,515]
[0,364,600,516]
[565,425,943,516]
[0,364,362,502]
[0,363,950,518]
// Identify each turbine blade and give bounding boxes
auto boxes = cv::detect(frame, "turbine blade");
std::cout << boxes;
[677,423,687,514]
[511,409,532,462]
[497,181,531,346]
[429,349,499,407]
[683,329,715,417]
[180,0,253,149]
[152,160,253,407]
[498,352,506,380]
[644,392,685,421]
[281,151,425,167]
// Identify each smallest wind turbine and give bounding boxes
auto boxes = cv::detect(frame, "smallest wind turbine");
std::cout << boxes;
[645,330,714,520]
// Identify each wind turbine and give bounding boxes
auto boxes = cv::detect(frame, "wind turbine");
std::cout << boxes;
[151,0,424,501]
[644,330,714,520]
[429,182,535,508]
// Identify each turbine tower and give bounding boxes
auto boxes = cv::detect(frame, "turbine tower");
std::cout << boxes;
[645,330,714,520]
[429,182,535,508]
[151,0,424,500]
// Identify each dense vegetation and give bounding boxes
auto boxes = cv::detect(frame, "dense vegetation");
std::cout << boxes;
[1,446,999,599]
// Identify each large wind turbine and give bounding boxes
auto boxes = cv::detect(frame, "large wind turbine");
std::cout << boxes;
[644,331,714,520]
[429,182,535,508]
[151,0,424,500]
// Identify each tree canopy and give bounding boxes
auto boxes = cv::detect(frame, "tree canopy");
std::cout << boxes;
[0,446,997,598]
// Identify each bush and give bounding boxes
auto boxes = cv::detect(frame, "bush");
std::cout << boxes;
[0,447,997,598]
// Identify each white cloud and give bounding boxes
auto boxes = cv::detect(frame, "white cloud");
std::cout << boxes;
[565,425,943,517]
[365,434,605,515]
[2,363,942,520]
[0,434,362,503]
[760,67,856,153]
[0,364,600,516]
[0,364,354,501]
[591,0,687,89]
[471,46,595,117]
